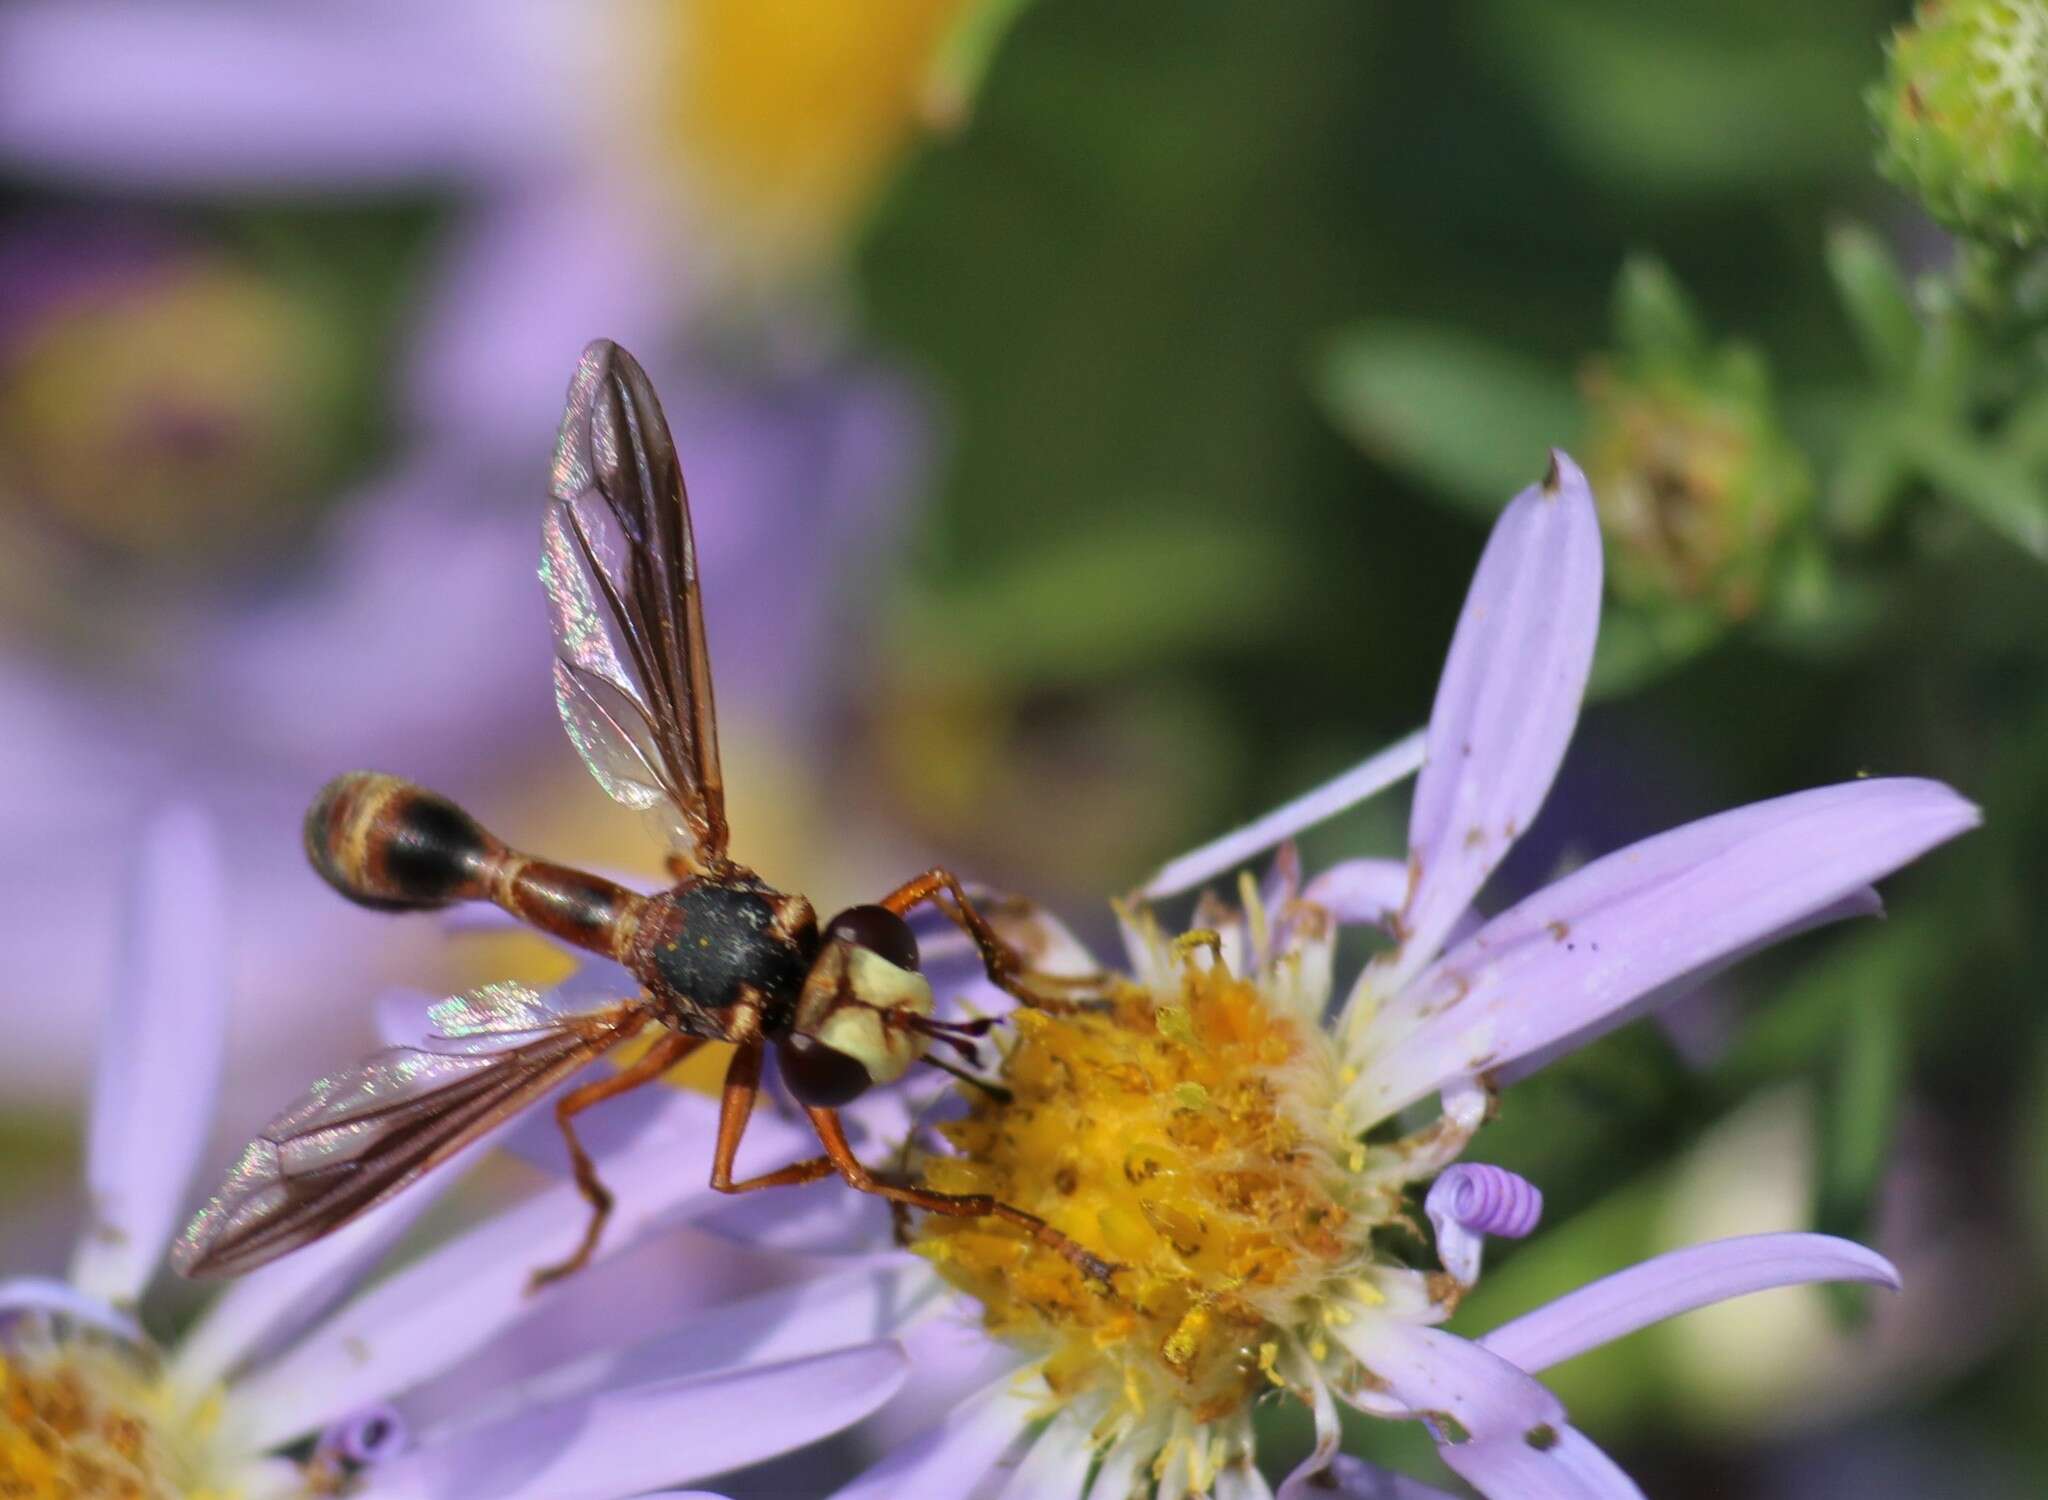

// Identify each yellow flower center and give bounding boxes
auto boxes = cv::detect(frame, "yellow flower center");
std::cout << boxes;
[0,1327,231,1500]
[915,956,1395,1433]
[660,0,973,276]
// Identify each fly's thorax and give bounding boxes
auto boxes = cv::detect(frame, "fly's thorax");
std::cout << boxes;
[630,879,818,1034]
[790,938,935,1087]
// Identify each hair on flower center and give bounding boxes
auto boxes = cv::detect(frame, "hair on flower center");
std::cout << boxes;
[914,950,1396,1433]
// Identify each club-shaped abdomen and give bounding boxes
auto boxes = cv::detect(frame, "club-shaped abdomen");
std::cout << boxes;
[305,772,502,910]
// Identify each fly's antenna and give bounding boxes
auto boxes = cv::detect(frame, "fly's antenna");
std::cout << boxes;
[906,1012,998,1067]
[920,1053,1013,1103]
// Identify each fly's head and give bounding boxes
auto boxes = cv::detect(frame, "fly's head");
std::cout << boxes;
[780,904,939,1108]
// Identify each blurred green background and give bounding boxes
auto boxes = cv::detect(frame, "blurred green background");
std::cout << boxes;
[0,0,2041,1494]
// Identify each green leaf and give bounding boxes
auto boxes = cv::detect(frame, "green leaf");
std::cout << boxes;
[1586,603,1722,697]
[1904,423,2048,562]
[1314,323,1581,516]
[1825,223,1922,383]
[1612,253,1706,366]
[898,514,1295,683]
[1813,980,1906,1325]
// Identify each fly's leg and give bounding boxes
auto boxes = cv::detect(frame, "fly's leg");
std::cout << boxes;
[528,1031,701,1292]
[880,867,1110,1014]
[706,1041,838,1192]
[804,1106,1118,1286]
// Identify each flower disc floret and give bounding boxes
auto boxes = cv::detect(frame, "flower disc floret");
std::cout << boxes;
[0,1317,209,1500]
[915,945,1401,1433]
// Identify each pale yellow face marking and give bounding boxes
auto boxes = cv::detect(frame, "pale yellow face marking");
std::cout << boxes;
[793,942,935,1086]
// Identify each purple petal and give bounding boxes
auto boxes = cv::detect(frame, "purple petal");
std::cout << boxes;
[828,1369,1038,1500]
[70,805,225,1307]
[451,1258,938,1429]
[404,181,682,447]
[1351,778,1978,1120]
[1385,451,1601,993]
[1427,1165,1543,1288]
[1493,884,1882,1086]
[1331,1312,1561,1442]
[1141,728,1425,900]
[1478,1233,1899,1375]
[993,1411,1095,1500]
[1278,1454,1460,1500]
[1215,1458,1278,1500]
[0,1276,144,1346]
[357,1342,909,1500]
[228,1135,728,1448]
[170,1144,478,1393]
[1302,858,1412,928]
[1439,1422,1645,1500]
[0,1,568,190]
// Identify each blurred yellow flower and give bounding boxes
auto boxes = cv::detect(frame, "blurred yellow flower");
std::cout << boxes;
[663,0,979,278]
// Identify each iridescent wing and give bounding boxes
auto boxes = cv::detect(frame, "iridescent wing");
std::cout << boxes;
[172,982,657,1279]
[542,339,728,872]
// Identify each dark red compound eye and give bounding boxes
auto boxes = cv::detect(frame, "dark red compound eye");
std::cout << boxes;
[824,903,919,972]
[777,1035,873,1108]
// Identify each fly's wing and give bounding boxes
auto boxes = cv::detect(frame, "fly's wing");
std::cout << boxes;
[172,982,656,1279]
[543,339,727,872]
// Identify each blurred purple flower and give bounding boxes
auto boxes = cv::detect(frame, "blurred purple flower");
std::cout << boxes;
[0,804,908,1499]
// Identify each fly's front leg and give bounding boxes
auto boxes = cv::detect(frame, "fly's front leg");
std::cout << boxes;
[707,1040,837,1192]
[529,1031,702,1292]
[881,867,1109,1014]
[803,1107,1119,1288]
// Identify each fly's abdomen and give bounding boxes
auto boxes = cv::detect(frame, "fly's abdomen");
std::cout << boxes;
[305,772,501,910]
[305,771,646,957]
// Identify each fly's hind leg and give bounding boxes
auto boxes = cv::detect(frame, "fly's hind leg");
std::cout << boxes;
[880,867,1110,1015]
[528,1031,702,1292]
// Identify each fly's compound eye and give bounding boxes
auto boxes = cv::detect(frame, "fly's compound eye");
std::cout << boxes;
[824,903,919,972]
[778,1033,874,1108]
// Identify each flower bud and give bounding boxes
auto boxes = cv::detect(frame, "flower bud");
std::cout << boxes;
[1871,0,2048,247]
[1580,346,1813,622]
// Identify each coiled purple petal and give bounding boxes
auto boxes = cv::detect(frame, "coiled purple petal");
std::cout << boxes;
[1426,1164,1543,1287]
[314,1402,409,1473]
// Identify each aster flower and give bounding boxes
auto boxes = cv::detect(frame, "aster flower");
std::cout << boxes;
[0,805,911,1498]
[788,451,1976,1497]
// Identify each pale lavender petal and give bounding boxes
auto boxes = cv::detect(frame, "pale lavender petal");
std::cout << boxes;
[1478,1233,1899,1375]
[1330,1312,1560,1442]
[405,180,683,446]
[170,1146,477,1393]
[1385,451,1601,994]
[1302,858,1411,927]
[451,1257,939,1430]
[70,805,225,1307]
[1427,1165,1543,1288]
[1493,885,1882,1086]
[1439,1423,1644,1500]
[229,1138,727,1449]
[1083,1430,1153,1500]
[1278,1454,1458,1500]
[0,1276,144,1345]
[829,1370,1038,1500]
[1351,779,1978,1120]
[358,1342,908,1500]
[993,1410,1095,1500]
[0,1,572,190]
[1140,728,1425,900]
[1215,1459,1278,1500]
